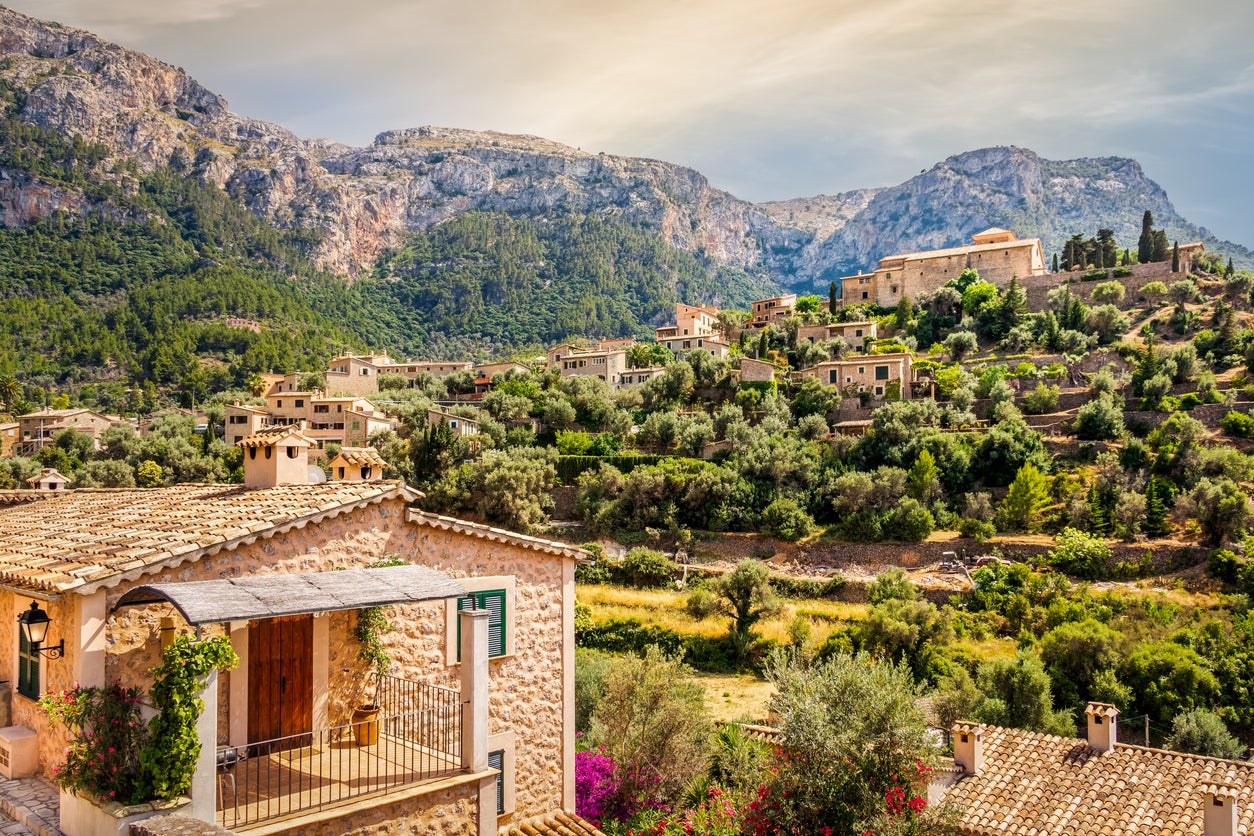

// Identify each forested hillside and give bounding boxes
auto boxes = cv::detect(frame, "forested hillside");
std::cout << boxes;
[0,97,368,393]
[367,211,777,358]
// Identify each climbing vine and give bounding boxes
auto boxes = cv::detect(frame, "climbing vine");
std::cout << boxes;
[139,634,238,800]
[356,554,407,679]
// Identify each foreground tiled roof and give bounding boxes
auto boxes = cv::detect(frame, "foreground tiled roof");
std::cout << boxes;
[945,725,1254,835]
[0,482,412,595]
[500,811,604,836]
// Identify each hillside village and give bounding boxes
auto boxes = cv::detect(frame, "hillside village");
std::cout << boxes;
[4,6,1254,834]
[4,208,1254,836]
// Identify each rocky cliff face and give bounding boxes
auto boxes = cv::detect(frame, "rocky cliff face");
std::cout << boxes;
[0,6,808,281]
[0,6,1247,292]
[787,147,1251,290]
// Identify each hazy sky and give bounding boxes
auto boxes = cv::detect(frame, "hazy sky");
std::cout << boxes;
[9,0,1253,245]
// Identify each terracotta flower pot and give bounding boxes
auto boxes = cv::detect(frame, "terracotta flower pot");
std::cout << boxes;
[351,704,382,746]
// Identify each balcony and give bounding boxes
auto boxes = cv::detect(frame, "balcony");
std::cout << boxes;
[218,675,462,830]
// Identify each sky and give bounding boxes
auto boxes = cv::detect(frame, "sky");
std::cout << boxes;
[8,0,1254,246]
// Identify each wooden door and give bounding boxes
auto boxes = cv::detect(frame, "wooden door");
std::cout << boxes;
[248,615,313,745]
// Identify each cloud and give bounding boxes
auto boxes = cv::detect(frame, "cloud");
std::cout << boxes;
[30,0,266,34]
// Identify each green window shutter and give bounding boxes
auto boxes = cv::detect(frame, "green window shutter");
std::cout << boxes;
[488,749,505,814]
[17,631,39,700]
[457,590,507,660]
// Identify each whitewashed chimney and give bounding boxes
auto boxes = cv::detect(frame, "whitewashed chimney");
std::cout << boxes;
[952,722,983,775]
[1085,702,1119,752]
[1203,784,1238,836]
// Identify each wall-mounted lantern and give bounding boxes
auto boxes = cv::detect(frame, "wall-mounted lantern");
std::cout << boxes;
[17,601,64,659]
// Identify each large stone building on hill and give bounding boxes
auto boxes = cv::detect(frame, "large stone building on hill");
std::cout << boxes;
[838,228,1047,308]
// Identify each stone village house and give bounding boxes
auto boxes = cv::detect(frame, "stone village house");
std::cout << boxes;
[0,424,586,836]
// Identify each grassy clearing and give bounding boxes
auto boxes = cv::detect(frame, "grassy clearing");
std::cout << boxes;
[577,584,870,648]
[696,672,775,724]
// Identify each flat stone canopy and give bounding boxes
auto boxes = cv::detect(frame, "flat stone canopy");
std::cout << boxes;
[114,565,467,625]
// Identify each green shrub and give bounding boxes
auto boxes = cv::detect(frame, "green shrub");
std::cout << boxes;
[1022,382,1060,415]
[1049,528,1112,579]
[1221,411,1254,438]
[1112,267,1133,278]
[619,547,675,588]
[760,498,815,541]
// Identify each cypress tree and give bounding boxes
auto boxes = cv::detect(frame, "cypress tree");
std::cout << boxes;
[1087,484,1111,536]
[1171,241,1180,273]
[1052,253,1059,273]
[1144,478,1169,538]
[1137,210,1154,264]
[829,280,838,316]
[1131,335,1158,397]
[1227,257,1235,277]
[1151,229,1169,263]
[1122,249,1130,266]
[757,330,769,360]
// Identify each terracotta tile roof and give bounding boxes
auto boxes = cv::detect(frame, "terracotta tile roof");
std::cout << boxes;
[944,724,1254,835]
[0,481,412,595]
[329,447,387,468]
[407,510,587,560]
[500,811,605,836]
[236,424,315,448]
[878,237,1042,266]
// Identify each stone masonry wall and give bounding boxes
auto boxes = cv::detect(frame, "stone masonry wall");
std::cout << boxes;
[79,496,568,830]
[290,779,479,836]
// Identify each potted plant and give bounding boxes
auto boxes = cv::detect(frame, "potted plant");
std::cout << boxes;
[351,556,403,746]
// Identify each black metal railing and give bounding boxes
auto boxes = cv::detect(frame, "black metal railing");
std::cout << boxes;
[218,679,462,830]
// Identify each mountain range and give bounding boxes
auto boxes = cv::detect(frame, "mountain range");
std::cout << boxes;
[0,4,1249,381]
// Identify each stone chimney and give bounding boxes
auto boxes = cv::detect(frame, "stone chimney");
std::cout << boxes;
[236,423,314,488]
[952,722,983,775]
[1085,702,1119,752]
[1203,784,1238,836]
[327,447,386,482]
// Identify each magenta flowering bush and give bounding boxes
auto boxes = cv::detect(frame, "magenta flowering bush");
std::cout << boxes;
[575,747,620,825]
[39,683,146,804]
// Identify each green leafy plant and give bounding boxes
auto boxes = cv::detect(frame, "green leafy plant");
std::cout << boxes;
[357,554,408,678]
[140,634,238,800]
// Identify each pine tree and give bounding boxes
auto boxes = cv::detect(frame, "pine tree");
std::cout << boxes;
[998,464,1050,533]
[829,280,838,316]
[1172,241,1180,273]
[1137,210,1154,264]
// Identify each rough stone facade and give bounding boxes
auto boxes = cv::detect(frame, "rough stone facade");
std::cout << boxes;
[18,494,572,831]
